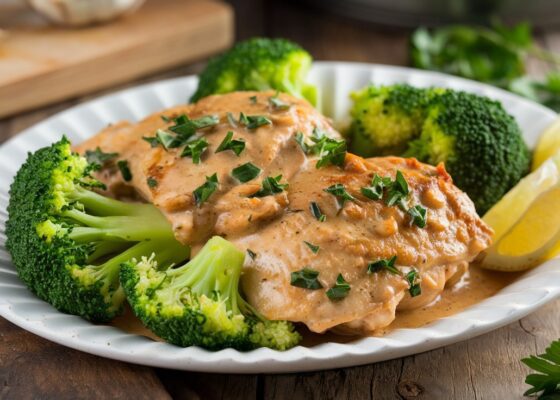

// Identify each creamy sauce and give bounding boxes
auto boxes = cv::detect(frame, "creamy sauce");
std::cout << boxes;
[110,264,520,346]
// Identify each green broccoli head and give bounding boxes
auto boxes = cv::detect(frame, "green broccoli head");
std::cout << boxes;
[349,85,438,156]
[348,84,531,214]
[190,38,317,105]
[121,236,301,351]
[5,138,187,322]
[405,90,531,214]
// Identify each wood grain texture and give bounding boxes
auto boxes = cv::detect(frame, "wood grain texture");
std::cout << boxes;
[0,0,233,118]
[0,317,171,400]
[1,1,559,399]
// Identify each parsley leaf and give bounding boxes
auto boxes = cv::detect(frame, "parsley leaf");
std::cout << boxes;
[522,339,560,398]
[239,113,272,130]
[290,268,323,290]
[180,137,208,164]
[84,147,118,166]
[304,241,320,254]
[226,112,238,128]
[386,170,409,207]
[367,256,399,275]
[309,201,326,222]
[326,274,351,300]
[247,249,257,260]
[268,93,290,110]
[250,175,288,197]
[193,173,218,207]
[117,160,132,182]
[147,177,158,188]
[215,131,245,156]
[295,131,309,153]
[408,205,428,228]
[313,137,347,168]
[361,174,392,201]
[405,268,422,297]
[249,95,257,104]
[169,114,219,137]
[232,162,261,183]
[324,183,355,206]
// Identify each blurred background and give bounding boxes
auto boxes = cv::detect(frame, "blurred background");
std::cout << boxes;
[1,0,560,120]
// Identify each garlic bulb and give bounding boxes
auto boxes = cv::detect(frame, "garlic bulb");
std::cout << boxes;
[27,0,145,26]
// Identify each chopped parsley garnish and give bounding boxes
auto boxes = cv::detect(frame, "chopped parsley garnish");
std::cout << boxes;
[193,173,218,207]
[180,137,208,164]
[407,205,428,228]
[295,130,347,168]
[160,115,171,123]
[360,170,428,228]
[226,112,238,128]
[247,249,257,260]
[215,131,245,156]
[386,171,409,207]
[84,147,118,166]
[367,256,422,297]
[147,177,158,188]
[154,129,183,149]
[117,160,132,182]
[309,201,326,222]
[367,256,399,275]
[250,175,288,197]
[295,131,308,153]
[312,136,347,168]
[361,174,392,201]
[290,268,323,290]
[142,136,160,148]
[324,183,355,206]
[304,241,320,254]
[326,274,351,300]
[169,114,219,136]
[268,93,290,110]
[142,114,218,159]
[239,112,272,130]
[249,95,257,104]
[405,269,422,297]
[232,162,261,183]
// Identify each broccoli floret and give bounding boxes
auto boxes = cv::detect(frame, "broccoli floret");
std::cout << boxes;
[190,38,317,105]
[349,85,437,156]
[348,84,531,214]
[405,90,530,214]
[5,138,188,322]
[120,236,301,351]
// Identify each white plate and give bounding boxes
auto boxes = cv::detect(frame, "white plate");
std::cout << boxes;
[1,62,559,373]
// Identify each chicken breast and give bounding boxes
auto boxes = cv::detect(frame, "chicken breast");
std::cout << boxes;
[238,155,492,333]
[75,91,493,335]
[75,91,338,244]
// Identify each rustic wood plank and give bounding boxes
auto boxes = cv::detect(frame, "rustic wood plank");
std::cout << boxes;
[0,0,233,118]
[0,317,171,399]
[156,370,258,400]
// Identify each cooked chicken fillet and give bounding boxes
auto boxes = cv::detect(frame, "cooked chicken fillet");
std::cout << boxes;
[75,91,493,335]
[75,91,338,244]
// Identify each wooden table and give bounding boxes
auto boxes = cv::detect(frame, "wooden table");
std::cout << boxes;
[1,2,559,399]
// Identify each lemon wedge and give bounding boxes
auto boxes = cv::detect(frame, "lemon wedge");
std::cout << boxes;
[480,152,560,271]
[533,118,560,170]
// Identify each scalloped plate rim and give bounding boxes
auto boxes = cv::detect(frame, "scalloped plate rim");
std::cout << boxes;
[0,61,559,373]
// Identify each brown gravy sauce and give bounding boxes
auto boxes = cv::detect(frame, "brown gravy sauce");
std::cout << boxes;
[109,265,522,346]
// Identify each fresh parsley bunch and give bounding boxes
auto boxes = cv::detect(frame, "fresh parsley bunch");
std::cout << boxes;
[410,22,560,111]
[522,339,560,398]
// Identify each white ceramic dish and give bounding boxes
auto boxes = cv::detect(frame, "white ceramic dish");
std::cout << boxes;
[0,62,559,373]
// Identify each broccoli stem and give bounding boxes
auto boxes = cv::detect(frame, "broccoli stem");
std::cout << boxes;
[80,239,189,287]
[70,187,155,216]
[65,208,175,243]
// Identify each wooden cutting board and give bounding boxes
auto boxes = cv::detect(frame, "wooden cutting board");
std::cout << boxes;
[0,0,234,118]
